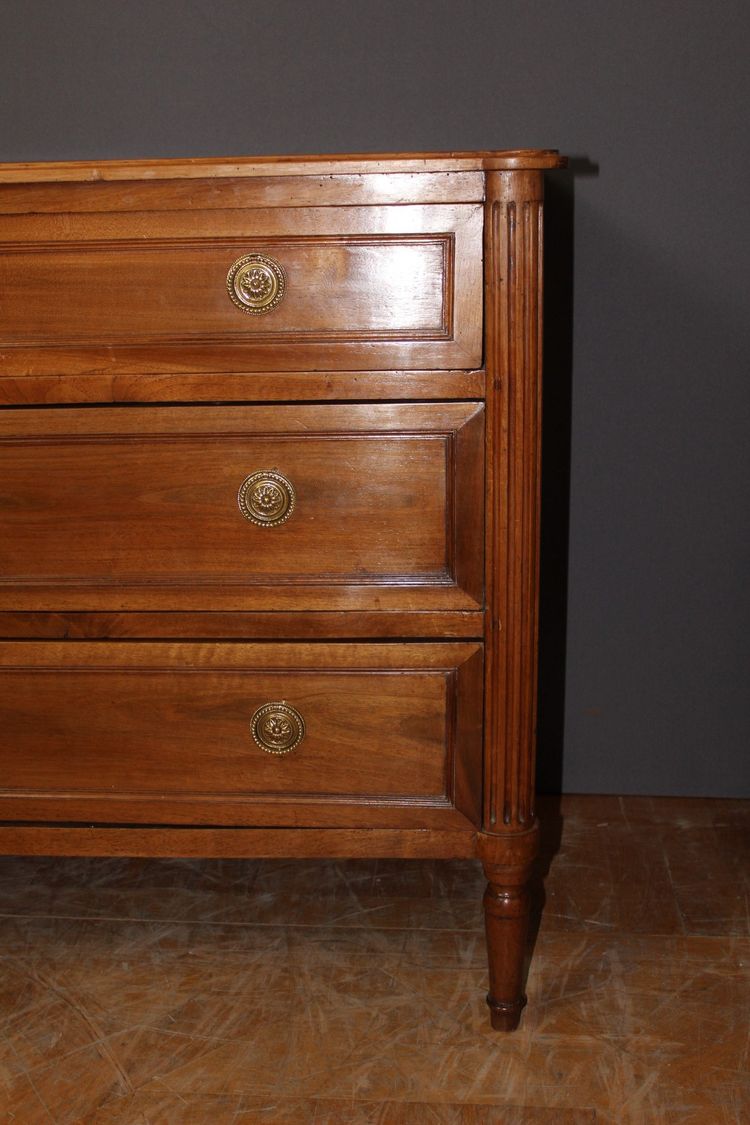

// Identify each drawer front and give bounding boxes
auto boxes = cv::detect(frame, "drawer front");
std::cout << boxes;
[0,642,483,829]
[0,403,483,612]
[0,204,482,375]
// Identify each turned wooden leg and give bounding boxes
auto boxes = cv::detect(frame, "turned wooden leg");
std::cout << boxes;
[478,826,538,1031]
[481,170,547,1029]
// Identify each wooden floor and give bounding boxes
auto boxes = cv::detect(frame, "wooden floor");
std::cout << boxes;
[0,795,747,1124]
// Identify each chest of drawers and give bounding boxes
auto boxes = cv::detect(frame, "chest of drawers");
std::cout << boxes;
[0,149,564,1030]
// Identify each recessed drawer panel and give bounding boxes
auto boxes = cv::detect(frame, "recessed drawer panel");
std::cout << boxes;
[0,642,483,829]
[0,403,483,612]
[0,204,482,375]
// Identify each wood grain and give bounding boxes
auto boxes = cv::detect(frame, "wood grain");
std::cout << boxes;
[0,825,477,858]
[0,368,485,406]
[0,641,482,829]
[0,149,565,183]
[0,172,486,213]
[0,795,736,1123]
[481,169,547,1030]
[0,204,482,374]
[0,150,566,1031]
[0,402,483,613]
[483,171,545,834]
[0,610,484,640]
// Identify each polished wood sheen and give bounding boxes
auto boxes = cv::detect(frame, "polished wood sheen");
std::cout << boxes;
[480,170,547,1029]
[0,403,484,612]
[0,367,486,406]
[0,641,482,828]
[0,148,565,1030]
[0,203,482,374]
[0,149,566,181]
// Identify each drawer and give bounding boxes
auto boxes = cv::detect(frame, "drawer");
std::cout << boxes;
[0,203,482,376]
[0,403,483,613]
[0,642,483,829]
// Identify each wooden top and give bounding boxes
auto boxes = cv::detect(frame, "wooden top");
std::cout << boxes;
[0,149,565,183]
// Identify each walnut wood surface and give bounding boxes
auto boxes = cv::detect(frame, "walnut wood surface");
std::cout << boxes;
[0,610,484,640]
[483,171,545,833]
[0,150,562,1030]
[0,368,485,406]
[0,402,483,613]
[478,827,539,1031]
[480,170,547,1030]
[0,149,565,183]
[0,204,482,374]
[0,172,486,212]
[0,826,477,859]
[0,642,481,829]
[0,586,482,614]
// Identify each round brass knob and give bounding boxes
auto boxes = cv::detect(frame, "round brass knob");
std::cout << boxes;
[227,253,285,314]
[250,702,305,755]
[238,470,295,527]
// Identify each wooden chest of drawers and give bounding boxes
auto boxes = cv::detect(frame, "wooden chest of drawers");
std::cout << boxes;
[0,148,564,1030]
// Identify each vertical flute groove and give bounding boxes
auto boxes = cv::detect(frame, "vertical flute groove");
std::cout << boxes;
[484,172,544,835]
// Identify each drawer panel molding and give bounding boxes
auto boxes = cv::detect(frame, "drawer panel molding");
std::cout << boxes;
[0,642,483,830]
[0,403,484,613]
[0,205,482,373]
[0,148,566,1031]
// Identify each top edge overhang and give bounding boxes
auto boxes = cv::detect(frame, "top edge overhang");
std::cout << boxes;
[0,150,567,184]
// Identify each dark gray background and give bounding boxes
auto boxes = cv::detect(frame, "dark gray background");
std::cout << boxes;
[1,1,747,796]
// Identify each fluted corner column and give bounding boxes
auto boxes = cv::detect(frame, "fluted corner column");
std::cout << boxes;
[480,169,545,1031]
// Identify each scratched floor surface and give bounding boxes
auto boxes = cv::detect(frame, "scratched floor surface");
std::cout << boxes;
[0,795,747,1124]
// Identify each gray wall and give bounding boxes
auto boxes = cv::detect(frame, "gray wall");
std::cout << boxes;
[1,1,748,797]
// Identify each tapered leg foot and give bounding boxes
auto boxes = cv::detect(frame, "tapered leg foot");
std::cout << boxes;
[478,826,538,1032]
[487,993,526,1032]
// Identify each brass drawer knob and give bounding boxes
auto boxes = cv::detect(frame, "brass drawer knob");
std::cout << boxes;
[227,253,285,314]
[251,702,305,755]
[238,470,295,527]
